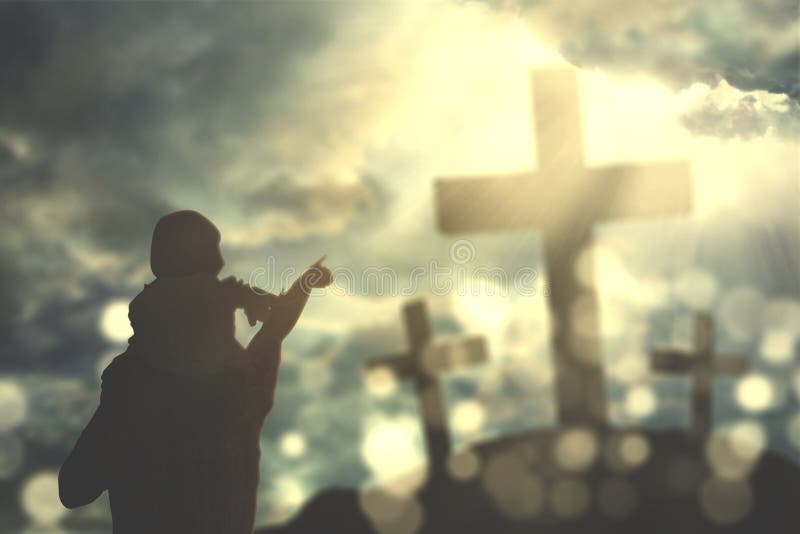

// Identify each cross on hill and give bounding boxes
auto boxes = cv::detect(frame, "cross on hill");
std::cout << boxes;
[651,311,749,437]
[366,300,488,477]
[435,68,692,426]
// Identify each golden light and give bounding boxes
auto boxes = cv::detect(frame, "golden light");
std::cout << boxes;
[727,420,767,462]
[624,385,658,420]
[574,244,625,291]
[759,328,796,366]
[99,300,133,343]
[452,282,511,346]
[554,428,598,472]
[0,379,27,432]
[609,353,648,384]
[447,449,482,481]
[615,433,651,470]
[735,374,776,413]
[451,400,487,437]
[361,417,426,496]
[272,476,306,510]
[705,432,760,480]
[365,367,399,399]
[280,431,308,459]
[21,471,67,526]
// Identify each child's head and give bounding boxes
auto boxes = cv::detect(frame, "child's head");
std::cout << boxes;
[150,210,224,278]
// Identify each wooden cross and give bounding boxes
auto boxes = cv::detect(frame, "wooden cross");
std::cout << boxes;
[366,300,488,476]
[651,312,749,437]
[435,68,692,426]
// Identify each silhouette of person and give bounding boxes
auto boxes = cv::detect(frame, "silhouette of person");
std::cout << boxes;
[59,210,332,533]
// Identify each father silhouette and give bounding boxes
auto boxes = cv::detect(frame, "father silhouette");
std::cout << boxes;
[59,211,332,533]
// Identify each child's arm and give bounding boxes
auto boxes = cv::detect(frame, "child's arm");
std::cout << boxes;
[256,256,332,341]
[243,256,330,419]
[219,277,281,326]
[223,256,331,337]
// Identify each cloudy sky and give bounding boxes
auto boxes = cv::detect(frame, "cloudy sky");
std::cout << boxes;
[0,1,798,530]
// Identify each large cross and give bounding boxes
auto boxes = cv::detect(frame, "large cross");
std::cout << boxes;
[435,69,692,426]
[652,312,749,437]
[366,300,488,476]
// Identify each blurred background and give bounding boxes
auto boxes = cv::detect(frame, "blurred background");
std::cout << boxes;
[0,1,797,532]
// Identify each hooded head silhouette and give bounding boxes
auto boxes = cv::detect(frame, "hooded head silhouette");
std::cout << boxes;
[150,210,224,278]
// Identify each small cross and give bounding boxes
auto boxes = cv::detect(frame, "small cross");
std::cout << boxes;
[435,68,692,426]
[366,300,489,476]
[651,312,749,437]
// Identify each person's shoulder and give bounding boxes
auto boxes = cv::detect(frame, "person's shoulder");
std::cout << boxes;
[99,351,143,387]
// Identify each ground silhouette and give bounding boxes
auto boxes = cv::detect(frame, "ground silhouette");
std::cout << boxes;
[257,428,800,534]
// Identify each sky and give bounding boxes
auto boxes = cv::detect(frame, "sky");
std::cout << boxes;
[0,1,798,531]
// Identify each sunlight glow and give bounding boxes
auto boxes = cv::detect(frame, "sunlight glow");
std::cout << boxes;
[274,477,306,509]
[361,417,425,495]
[21,471,66,526]
[554,428,598,472]
[99,300,133,343]
[365,367,399,398]
[624,386,658,420]
[735,374,776,413]
[453,284,511,345]
[727,420,767,462]
[451,400,487,437]
[616,434,651,470]
[280,431,308,459]
[0,380,27,432]
[759,329,796,366]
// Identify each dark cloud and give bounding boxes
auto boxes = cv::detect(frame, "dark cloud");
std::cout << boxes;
[227,175,389,248]
[0,0,344,223]
[0,1,354,373]
[479,0,799,136]
[244,178,375,217]
[0,1,398,302]
[0,143,13,166]
[0,3,334,140]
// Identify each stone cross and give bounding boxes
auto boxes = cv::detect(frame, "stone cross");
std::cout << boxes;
[435,68,692,426]
[366,300,488,476]
[652,312,749,436]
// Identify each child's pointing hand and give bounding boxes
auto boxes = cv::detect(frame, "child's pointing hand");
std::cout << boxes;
[302,255,333,290]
